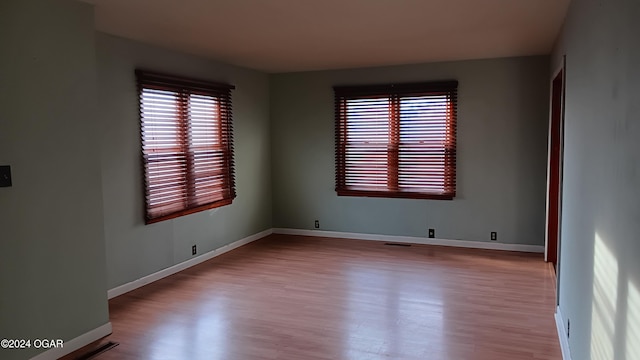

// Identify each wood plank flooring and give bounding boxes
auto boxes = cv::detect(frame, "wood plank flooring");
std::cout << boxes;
[82,234,561,360]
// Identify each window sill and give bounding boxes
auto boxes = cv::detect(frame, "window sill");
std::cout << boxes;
[145,198,234,224]
[336,189,454,200]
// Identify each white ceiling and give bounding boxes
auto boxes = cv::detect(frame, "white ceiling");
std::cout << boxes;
[89,0,570,73]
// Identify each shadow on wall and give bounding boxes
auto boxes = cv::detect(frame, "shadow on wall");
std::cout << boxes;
[590,232,640,360]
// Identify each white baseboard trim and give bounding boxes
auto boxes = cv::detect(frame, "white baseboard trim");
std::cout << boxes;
[108,228,273,299]
[273,228,545,253]
[555,306,572,360]
[30,322,112,360]
[107,227,542,300]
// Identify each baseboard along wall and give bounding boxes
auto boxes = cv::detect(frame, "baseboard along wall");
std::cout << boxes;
[107,228,273,299]
[272,228,545,253]
[30,322,112,360]
[555,306,572,360]
[109,227,544,299]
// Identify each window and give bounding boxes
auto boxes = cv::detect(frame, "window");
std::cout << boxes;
[136,70,236,224]
[334,81,458,200]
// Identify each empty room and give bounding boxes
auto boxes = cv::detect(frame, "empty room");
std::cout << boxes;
[1,0,639,359]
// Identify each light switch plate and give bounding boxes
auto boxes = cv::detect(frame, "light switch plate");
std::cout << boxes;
[0,165,12,187]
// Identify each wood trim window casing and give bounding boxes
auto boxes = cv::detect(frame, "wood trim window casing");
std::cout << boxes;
[136,70,236,224]
[334,81,458,200]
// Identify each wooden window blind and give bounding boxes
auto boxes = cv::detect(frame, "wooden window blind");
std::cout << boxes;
[136,70,236,224]
[335,81,458,200]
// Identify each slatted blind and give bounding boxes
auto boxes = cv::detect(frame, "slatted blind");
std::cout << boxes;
[335,81,457,200]
[136,70,236,224]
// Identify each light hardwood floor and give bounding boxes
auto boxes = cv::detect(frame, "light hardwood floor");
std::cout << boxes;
[76,234,561,360]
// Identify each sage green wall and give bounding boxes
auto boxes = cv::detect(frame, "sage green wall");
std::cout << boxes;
[96,34,272,289]
[0,1,109,359]
[270,57,550,246]
[552,0,640,359]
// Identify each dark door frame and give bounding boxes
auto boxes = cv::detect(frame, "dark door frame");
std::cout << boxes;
[545,57,566,276]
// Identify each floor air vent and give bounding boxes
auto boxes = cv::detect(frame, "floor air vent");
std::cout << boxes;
[384,242,411,247]
[76,341,119,360]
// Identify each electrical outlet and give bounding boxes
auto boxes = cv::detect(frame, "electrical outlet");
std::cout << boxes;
[0,165,11,187]
[192,245,197,256]
[567,319,570,338]
[428,229,435,238]
[314,220,319,229]
[491,232,497,241]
